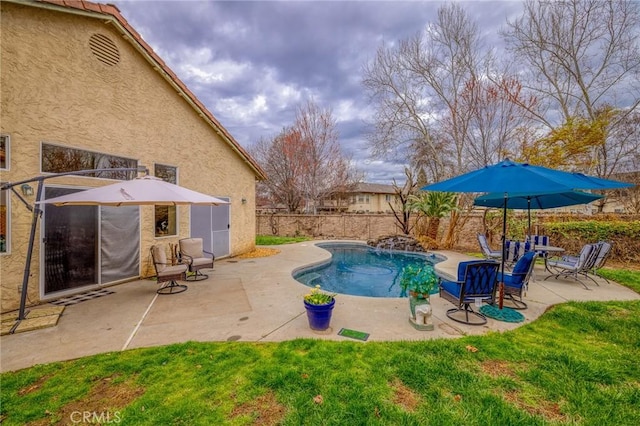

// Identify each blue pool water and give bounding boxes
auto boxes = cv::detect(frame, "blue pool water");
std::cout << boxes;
[293,242,444,298]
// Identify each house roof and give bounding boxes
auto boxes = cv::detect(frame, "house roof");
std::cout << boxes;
[22,0,266,180]
[349,183,397,194]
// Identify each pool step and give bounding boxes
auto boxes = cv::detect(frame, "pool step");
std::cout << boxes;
[300,272,322,286]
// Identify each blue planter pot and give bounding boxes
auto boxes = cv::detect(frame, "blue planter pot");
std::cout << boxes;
[304,298,336,331]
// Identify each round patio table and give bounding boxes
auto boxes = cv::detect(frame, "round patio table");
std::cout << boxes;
[533,245,565,273]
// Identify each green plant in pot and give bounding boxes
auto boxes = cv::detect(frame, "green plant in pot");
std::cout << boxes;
[400,265,439,330]
[303,285,337,331]
[400,265,439,298]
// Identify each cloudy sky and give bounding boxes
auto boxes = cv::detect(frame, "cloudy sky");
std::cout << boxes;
[114,0,523,183]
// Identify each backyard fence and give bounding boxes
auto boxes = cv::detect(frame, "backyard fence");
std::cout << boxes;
[256,213,640,265]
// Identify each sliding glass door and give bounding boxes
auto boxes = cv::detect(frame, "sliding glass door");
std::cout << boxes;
[42,186,140,296]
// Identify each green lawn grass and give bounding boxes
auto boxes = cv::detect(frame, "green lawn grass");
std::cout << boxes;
[2,274,639,425]
[598,268,640,293]
[256,235,311,245]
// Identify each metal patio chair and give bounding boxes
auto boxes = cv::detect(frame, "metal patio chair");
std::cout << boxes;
[150,244,188,294]
[498,251,537,309]
[179,238,214,281]
[477,234,502,260]
[544,243,600,289]
[439,260,499,325]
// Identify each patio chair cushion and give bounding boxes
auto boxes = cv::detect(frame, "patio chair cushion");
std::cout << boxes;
[190,257,213,268]
[178,238,214,280]
[152,245,168,272]
[512,251,535,276]
[180,238,205,258]
[548,244,594,272]
[161,264,189,276]
[477,234,501,259]
[498,251,536,287]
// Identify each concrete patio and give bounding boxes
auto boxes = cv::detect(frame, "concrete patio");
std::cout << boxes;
[1,240,638,372]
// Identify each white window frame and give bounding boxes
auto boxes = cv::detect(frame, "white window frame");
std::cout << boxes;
[154,163,179,238]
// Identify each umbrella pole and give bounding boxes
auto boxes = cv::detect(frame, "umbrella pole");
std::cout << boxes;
[499,195,507,310]
[17,181,44,321]
[527,198,531,238]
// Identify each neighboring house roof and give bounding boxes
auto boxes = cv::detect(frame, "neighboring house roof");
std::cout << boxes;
[348,183,397,195]
[25,0,266,180]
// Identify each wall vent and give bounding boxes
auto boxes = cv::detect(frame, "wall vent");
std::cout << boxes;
[89,34,120,66]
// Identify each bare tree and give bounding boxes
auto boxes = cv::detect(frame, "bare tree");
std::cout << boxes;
[388,168,419,235]
[252,100,357,214]
[251,128,306,213]
[363,3,531,181]
[502,0,640,176]
[460,76,539,169]
[295,100,356,214]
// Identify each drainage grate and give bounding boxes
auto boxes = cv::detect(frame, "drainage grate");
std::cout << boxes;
[89,33,120,66]
[50,289,115,306]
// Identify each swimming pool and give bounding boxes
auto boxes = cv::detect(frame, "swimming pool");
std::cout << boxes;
[293,242,444,298]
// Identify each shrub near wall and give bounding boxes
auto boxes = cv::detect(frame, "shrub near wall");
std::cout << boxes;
[542,220,640,265]
[256,214,638,264]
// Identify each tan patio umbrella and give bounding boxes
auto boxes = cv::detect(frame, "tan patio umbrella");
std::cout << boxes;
[38,175,229,206]
[4,173,229,327]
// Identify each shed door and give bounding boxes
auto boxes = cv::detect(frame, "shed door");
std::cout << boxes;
[190,199,230,258]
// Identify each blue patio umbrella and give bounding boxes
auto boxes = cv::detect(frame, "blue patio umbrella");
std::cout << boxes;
[422,159,633,309]
[474,189,603,210]
[474,190,604,236]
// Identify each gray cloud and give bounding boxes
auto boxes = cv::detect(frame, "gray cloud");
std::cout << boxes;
[115,0,522,184]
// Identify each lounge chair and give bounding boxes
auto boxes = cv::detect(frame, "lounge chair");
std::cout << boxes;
[504,239,530,266]
[150,245,188,294]
[528,234,551,259]
[560,241,612,284]
[477,234,502,260]
[439,260,499,325]
[498,251,537,309]
[179,238,215,281]
[589,241,612,283]
[544,243,599,289]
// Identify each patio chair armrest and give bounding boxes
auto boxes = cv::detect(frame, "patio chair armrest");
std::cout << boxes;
[179,253,194,265]
[203,249,215,259]
[156,260,188,266]
[562,255,579,262]
[435,271,459,283]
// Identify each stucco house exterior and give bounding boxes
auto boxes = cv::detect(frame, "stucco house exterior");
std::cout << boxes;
[0,0,266,312]
[345,183,401,214]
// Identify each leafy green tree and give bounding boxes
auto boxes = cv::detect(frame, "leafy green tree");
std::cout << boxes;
[409,191,458,241]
